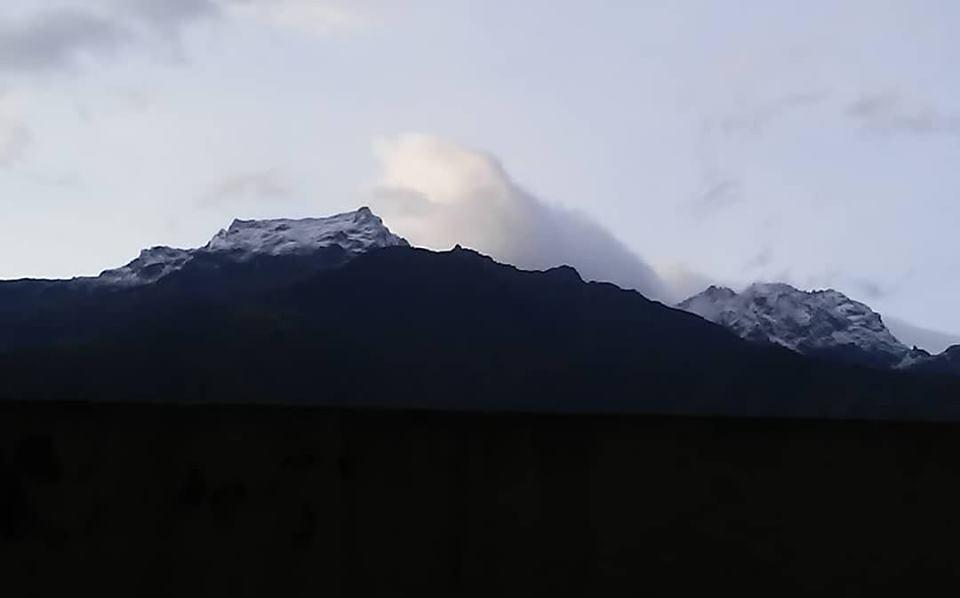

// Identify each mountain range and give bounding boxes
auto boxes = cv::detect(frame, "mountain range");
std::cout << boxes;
[1,207,958,419]
[677,283,955,372]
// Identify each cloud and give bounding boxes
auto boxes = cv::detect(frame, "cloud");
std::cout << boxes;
[0,122,30,166]
[688,177,741,219]
[0,10,128,73]
[0,0,378,75]
[0,1,373,76]
[847,92,960,137]
[656,264,720,304]
[202,170,292,204]
[717,90,829,136]
[220,0,375,35]
[0,95,31,166]
[885,317,960,354]
[115,0,220,34]
[794,269,900,305]
[688,90,827,219]
[370,134,671,301]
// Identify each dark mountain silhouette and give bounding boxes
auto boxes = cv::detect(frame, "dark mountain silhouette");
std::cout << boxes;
[910,345,960,376]
[2,244,959,420]
[5,219,960,595]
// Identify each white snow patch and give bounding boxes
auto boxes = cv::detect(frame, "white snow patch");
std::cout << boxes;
[679,282,913,365]
[86,207,407,288]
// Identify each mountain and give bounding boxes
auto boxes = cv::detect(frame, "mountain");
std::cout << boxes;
[909,345,960,376]
[2,231,960,419]
[0,207,407,352]
[88,206,408,288]
[678,283,943,370]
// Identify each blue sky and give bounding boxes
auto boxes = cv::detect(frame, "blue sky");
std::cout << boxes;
[1,0,959,338]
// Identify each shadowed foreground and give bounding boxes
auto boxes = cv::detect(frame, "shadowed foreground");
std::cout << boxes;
[2,402,959,595]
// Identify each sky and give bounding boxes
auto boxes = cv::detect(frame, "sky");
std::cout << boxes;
[1,0,959,341]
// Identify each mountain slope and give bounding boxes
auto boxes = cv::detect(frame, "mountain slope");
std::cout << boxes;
[0,208,406,351]
[90,206,408,288]
[2,246,959,420]
[678,283,929,369]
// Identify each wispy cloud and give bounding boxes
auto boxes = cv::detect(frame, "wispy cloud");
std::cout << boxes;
[0,94,31,166]
[689,177,741,219]
[847,92,960,137]
[717,90,829,136]
[0,121,30,166]
[220,0,376,35]
[687,89,827,220]
[744,247,773,271]
[202,170,293,205]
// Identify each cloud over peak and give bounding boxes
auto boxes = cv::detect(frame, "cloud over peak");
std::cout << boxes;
[370,134,670,301]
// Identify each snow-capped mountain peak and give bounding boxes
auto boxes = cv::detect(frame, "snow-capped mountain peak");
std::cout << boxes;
[90,207,407,288]
[95,247,193,287]
[204,206,407,260]
[678,282,912,368]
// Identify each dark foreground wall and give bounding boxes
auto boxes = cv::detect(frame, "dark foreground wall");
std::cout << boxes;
[2,402,959,596]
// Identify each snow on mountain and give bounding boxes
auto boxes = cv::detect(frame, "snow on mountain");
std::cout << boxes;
[96,247,194,287]
[89,207,407,288]
[678,282,916,368]
[203,207,407,259]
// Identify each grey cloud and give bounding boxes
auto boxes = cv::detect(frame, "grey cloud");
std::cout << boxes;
[850,279,890,301]
[0,94,31,166]
[21,170,83,189]
[885,317,960,354]
[718,90,829,136]
[0,1,361,75]
[690,90,827,220]
[800,270,897,303]
[744,247,773,271]
[117,0,220,32]
[658,265,720,304]
[0,2,223,75]
[847,92,960,136]
[689,177,740,219]
[203,170,293,204]
[0,119,31,166]
[0,11,127,73]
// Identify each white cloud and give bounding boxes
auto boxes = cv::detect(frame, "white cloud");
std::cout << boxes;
[656,263,720,304]
[370,134,670,301]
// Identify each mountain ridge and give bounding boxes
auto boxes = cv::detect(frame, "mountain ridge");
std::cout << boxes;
[83,206,408,288]
[2,207,959,418]
[3,242,960,420]
[678,282,955,372]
